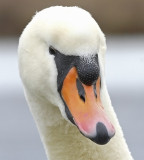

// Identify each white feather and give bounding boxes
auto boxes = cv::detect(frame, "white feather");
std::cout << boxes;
[18,6,133,160]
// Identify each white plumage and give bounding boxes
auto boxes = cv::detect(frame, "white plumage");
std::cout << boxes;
[18,6,133,160]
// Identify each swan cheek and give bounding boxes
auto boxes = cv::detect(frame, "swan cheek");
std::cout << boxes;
[61,67,115,145]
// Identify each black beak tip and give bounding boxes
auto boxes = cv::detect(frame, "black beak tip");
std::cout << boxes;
[90,122,114,145]
[90,134,110,145]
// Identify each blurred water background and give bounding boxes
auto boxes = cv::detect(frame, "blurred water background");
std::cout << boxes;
[0,1,144,160]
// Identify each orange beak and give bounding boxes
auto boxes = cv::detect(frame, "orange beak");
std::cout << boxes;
[61,67,115,144]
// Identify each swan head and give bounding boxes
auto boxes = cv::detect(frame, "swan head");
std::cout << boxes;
[18,6,115,145]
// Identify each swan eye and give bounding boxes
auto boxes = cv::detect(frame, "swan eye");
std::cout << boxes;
[49,46,57,55]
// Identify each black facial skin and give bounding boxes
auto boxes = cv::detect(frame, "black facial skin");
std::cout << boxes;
[49,46,76,93]
[49,46,100,123]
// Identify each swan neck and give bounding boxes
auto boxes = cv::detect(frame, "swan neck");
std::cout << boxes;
[25,90,134,160]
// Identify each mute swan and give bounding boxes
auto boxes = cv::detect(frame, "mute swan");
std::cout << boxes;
[18,6,133,160]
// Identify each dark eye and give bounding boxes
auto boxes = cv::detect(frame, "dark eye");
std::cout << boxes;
[49,46,57,55]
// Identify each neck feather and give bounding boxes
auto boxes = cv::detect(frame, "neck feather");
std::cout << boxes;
[25,89,133,160]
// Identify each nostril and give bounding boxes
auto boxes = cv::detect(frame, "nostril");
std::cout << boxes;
[80,95,85,102]
[76,79,85,102]
[93,82,97,98]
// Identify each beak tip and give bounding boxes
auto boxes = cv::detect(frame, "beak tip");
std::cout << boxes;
[79,122,115,145]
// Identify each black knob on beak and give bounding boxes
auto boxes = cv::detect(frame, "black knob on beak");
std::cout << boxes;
[76,55,100,86]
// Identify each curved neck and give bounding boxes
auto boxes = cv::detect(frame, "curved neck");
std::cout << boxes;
[25,90,133,160]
